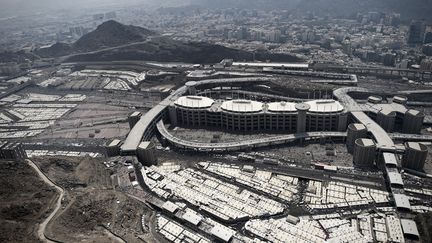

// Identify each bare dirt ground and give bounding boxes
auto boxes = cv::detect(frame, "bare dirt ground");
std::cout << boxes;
[0,161,57,243]
[36,102,136,140]
[33,156,152,243]
[264,143,354,167]
[415,212,432,243]
[37,123,131,140]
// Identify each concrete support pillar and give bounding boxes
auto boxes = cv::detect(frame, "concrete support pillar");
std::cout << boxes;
[168,106,178,126]
[295,103,311,133]
[338,113,348,132]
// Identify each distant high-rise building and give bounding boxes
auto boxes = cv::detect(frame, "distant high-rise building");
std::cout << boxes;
[424,32,432,44]
[301,30,315,43]
[239,27,249,40]
[407,20,426,44]
[250,30,263,41]
[268,30,281,43]
[423,44,432,56]
[397,59,410,69]
[382,53,396,66]
[420,58,432,71]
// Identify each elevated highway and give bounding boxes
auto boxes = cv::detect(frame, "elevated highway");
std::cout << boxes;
[157,120,346,152]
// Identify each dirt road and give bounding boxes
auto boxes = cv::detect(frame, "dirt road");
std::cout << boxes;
[26,159,64,243]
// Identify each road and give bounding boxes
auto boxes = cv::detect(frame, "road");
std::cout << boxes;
[55,40,152,63]
[26,159,64,243]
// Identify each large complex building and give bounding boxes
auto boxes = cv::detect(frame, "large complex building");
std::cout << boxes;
[170,95,348,133]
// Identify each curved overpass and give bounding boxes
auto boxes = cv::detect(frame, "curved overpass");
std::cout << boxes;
[156,119,432,152]
[157,120,346,152]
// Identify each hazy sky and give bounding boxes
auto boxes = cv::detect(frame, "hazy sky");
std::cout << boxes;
[0,0,190,17]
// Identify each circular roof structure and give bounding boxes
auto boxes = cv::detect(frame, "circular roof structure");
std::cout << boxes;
[393,95,408,104]
[174,96,214,109]
[221,99,263,113]
[305,100,344,113]
[267,101,297,112]
[368,96,383,104]
[185,81,198,87]
[295,103,311,111]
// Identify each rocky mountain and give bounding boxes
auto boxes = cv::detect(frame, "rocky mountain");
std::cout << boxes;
[35,20,155,58]
[73,20,155,52]
[35,20,302,63]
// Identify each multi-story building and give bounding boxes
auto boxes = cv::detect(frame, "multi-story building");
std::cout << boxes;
[171,96,348,133]
[407,20,426,44]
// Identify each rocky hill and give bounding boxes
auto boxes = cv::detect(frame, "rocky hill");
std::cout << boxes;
[36,20,302,63]
[35,20,156,58]
[73,20,155,52]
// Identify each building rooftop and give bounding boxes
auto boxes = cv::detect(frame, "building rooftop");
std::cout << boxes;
[356,138,376,147]
[181,210,203,226]
[130,111,142,117]
[368,96,383,104]
[210,225,235,242]
[406,109,424,117]
[406,142,428,151]
[305,100,344,113]
[350,123,367,131]
[138,141,154,150]
[400,219,419,238]
[221,99,263,113]
[387,172,404,186]
[394,194,411,210]
[162,201,179,214]
[174,95,215,109]
[383,152,398,166]
[267,101,297,112]
[379,107,397,116]
[108,139,121,147]
[393,95,408,104]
